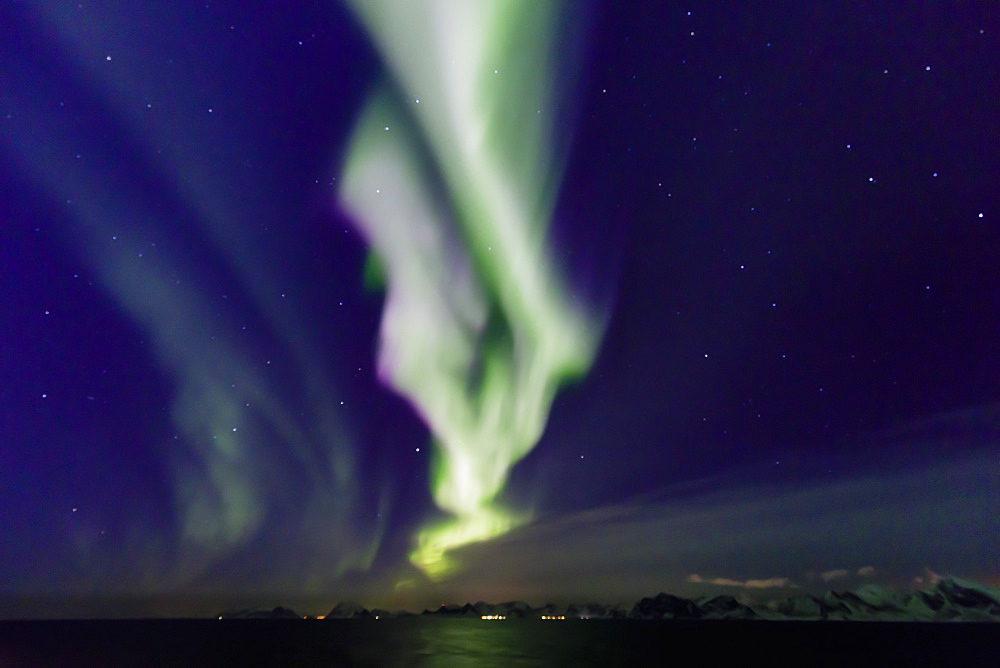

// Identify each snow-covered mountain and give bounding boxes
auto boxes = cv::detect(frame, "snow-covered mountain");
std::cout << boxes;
[220,577,1000,621]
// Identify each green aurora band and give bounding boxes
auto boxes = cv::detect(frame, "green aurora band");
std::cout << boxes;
[339,0,600,579]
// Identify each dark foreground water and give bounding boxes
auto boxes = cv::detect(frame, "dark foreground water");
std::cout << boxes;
[0,618,995,667]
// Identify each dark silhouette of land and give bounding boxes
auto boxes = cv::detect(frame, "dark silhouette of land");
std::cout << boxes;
[219,576,1000,622]
[1,579,995,665]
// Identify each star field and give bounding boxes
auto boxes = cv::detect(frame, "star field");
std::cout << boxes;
[0,1,997,616]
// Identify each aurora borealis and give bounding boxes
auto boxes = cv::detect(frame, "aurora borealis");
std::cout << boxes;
[1,2,998,618]
[339,0,599,578]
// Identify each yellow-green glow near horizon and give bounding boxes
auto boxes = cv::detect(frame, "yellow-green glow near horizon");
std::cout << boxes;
[340,0,599,578]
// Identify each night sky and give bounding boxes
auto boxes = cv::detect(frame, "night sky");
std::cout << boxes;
[1,1,998,618]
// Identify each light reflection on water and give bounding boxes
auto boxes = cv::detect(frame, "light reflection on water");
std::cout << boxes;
[332,618,996,667]
[344,618,609,667]
[413,619,586,667]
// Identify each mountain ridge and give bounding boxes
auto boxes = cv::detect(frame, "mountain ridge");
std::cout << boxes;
[217,576,1000,621]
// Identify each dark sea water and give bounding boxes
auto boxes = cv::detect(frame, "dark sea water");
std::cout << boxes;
[0,618,995,667]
